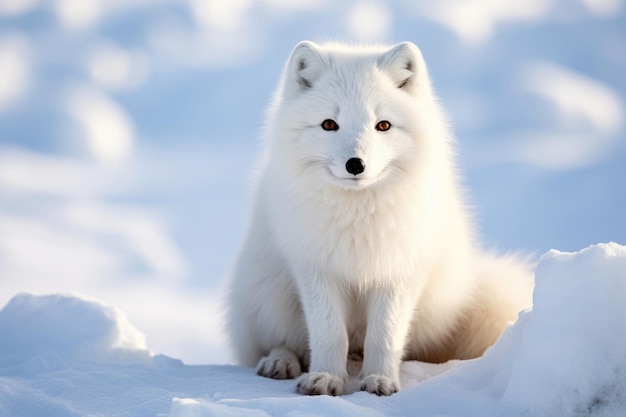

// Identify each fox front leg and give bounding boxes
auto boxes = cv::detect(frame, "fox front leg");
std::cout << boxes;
[359,285,418,395]
[294,271,349,396]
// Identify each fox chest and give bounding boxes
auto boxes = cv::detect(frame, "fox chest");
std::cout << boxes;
[276,193,419,281]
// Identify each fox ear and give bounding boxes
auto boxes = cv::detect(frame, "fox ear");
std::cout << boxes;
[378,42,424,93]
[285,41,325,93]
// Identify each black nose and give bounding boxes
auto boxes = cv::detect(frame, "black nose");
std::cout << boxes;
[345,158,365,176]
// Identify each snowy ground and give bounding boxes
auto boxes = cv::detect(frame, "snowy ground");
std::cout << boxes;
[1,243,625,417]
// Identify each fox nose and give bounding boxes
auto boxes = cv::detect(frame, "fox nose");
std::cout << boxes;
[345,158,365,176]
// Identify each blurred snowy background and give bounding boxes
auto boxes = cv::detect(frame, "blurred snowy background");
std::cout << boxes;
[0,0,624,365]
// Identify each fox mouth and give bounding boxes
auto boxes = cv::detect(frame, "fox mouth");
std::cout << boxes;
[325,167,385,189]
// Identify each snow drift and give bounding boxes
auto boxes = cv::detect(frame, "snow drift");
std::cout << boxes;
[0,243,625,417]
[0,293,152,369]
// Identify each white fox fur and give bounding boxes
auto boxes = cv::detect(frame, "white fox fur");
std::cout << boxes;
[227,41,533,396]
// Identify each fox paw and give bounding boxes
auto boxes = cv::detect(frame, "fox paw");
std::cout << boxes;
[296,372,344,396]
[359,375,399,396]
[256,348,302,380]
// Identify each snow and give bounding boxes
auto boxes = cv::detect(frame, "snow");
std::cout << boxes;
[0,293,151,368]
[1,243,624,416]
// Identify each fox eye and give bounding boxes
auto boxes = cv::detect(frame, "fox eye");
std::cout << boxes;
[375,120,391,131]
[321,119,339,131]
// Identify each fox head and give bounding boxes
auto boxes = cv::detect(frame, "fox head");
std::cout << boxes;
[266,41,450,191]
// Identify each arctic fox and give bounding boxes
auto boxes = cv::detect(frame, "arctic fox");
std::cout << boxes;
[227,41,533,396]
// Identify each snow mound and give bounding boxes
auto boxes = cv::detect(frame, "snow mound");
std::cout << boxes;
[0,293,152,369]
[502,242,626,415]
[405,242,626,417]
